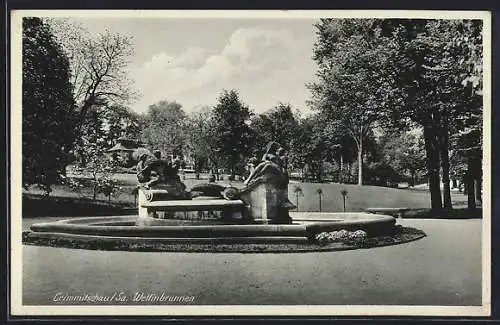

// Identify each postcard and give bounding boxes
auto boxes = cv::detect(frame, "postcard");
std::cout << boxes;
[10,9,491,317]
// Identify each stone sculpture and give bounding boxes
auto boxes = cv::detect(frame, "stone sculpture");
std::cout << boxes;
[136,151,189,218]
[239,142,296,224]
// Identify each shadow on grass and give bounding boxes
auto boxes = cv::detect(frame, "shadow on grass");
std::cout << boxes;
[23,193,137,218]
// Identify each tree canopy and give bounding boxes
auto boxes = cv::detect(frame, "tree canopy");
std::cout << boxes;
[211,90,254,177]
[140,100,187,158]
[22,17,76,192]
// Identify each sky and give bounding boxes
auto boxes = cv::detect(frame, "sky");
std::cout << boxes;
[69,17,319,115]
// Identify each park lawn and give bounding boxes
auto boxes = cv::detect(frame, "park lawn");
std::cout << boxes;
[22,173,475,218]
[289,182,470,212]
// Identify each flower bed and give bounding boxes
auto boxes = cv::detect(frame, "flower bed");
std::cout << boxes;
[22,225,425,253]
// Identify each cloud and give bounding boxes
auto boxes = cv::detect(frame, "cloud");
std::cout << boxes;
[131,27,314,114]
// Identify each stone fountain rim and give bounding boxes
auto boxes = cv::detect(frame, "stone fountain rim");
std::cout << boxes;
[27,213,395,240]
[20,213,428,253]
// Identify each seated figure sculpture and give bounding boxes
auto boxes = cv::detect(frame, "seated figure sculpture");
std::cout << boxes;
[244,146,288,188]
[240,143,295,224]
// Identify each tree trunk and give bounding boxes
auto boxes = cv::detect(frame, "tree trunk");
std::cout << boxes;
[410,170,416,187]
[339,154,344,184]
[423,125,442,215]
[475,177,482,203]
[466,157,476,212]
[357,135,363,186]
[474,178,482,203]
[439,114,452,210]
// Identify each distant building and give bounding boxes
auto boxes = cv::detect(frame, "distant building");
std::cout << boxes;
[107,137,143,168]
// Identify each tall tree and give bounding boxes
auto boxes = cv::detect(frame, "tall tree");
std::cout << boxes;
[22,17,76,193]
[212,89,254,177]
[48,19,137,166]
[250,103,300,155]
[141,100,187,158]
[378,129,427,186]
[380,19,483,213]
[309,19,394,185]
[185,106,219,173]
[68,107,119,200]
[288,116,332,182]
[49,19,136,121]
[103,105,141,146]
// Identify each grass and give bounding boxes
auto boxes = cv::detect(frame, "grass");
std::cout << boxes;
[22,173,480,219]
[288,182,474,212]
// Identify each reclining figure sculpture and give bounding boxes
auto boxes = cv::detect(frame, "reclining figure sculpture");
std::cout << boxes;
[136,151,189,218]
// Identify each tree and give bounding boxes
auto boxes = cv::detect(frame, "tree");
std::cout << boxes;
[379,19,483,214]
[185,106,219,173]
[378,130,427,186]
[49,19,136,122]
[309,19,394,185]
[444,20,483,212]
[250,103,300,154]
[22,17,77,193]
[102,105,141,146]
[141,100,187,158]
[212,90,254,177]
[61,103,121,201]
[287,116,323,182]
[48,19,137,167]
[67,138,120,201]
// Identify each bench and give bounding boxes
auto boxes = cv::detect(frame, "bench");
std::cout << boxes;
[365,207,410,218]
[141,199,249,220]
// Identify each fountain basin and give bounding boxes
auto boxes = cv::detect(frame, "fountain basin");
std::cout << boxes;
[27,212,395,240]
[22,212,428,253]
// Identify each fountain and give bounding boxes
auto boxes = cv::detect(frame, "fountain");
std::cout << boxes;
[24,142,422,252]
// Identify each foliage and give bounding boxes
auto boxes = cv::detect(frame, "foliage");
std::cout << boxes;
[380,19,483,210]
[48,18,137,169]
[377,130,427,185]
[250,103,300,154]
[65,107,121,200]
[211,90,254,176]
[49,19,137,117]
[102,105,142,146]
[288,116,324,178]
[140,100,187,158]
[22,17,77,193]
[64,168,121,202]
[185,106,219,173]
[309,18,483,211]
[309,19,396,185]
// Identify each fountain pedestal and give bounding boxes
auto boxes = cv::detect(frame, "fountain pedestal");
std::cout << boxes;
[239,181,295,224]
[137,183,190,224]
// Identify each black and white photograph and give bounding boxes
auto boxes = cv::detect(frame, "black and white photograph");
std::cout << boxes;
[10,10,491,316]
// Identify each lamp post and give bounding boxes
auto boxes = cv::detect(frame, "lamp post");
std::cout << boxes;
[340,189,348,212]
[316,188,323,212]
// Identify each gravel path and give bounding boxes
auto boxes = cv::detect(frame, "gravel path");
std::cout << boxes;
[21,219,482,306]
